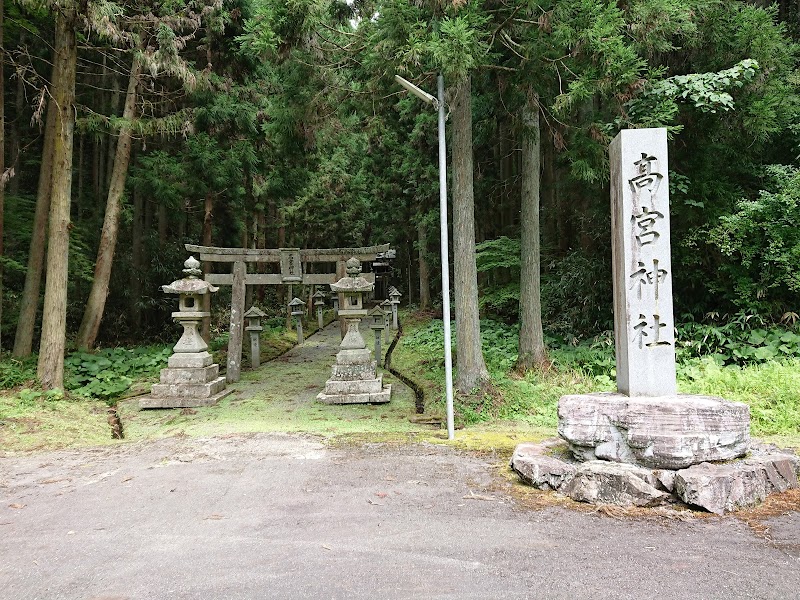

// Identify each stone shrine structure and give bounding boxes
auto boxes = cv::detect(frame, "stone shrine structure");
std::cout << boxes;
[511,129,799,513]
[140,257,231,409]
[184,243,393,383]
[317,258,391,405]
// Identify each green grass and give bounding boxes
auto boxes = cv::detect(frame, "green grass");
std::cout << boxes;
[393,312,800,450]
[2,309,798,453]
[679,357,800,445]
[0,393,113,454]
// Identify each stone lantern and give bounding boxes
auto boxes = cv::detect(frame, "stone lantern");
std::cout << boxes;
[368,305,387,365]
[317,257,391,404]
[313,290,327,330]
[388,287,402,330]
[140,256,230,408]
[331,292,339,316]
[289,297,305,343]
[380,299,392,342]
[244,306,266,369]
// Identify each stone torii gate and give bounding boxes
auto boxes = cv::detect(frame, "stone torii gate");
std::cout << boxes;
[185,243,391,382]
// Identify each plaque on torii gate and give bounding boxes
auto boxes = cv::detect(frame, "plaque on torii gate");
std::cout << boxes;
[185,243,392,382]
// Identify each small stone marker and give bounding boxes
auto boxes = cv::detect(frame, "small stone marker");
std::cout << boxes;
[313,290,326,330]
[610,127,676,397]
[244,306,266,369]
[380,299,392,343]
[388,287,402,330]
[368,305,386,365]
[289,297,305,343]
[140,257,231,409]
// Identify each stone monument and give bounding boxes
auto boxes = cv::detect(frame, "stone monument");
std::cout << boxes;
[140,257,231,408]
[510,129,799,513]
[388,286,402,330]
[244,306,266,369]
[313,290,327,330]
[317,258,391,405]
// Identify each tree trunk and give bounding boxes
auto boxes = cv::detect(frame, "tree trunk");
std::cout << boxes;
[201,191,213,341]
[76,59,140,350]
[158,202,167,248]
[37,8,77,389]
[516,95,548,373]
[8,31,22,197]
[417,210,431,311]
[450,75,489,393]
[0,0,5,350]
[13,77,60,356]
[130,181,143,334]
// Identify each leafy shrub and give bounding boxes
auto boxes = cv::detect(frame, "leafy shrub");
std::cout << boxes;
[676,314,800,366]
[709,165,800,315]
[0,357,37,389]
[64,346,171,403]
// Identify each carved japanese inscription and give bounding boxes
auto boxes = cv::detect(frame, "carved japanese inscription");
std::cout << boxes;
[610,129,677,397]
[280,248,302,283]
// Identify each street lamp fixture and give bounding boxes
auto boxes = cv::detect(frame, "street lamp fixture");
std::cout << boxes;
[395,72,455,441]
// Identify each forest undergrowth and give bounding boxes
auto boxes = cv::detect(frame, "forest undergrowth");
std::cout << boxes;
[394,312,800,449]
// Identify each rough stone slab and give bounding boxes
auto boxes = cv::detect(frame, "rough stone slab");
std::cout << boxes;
[674,453,800,515]
[168,352,213,369]
[159,365,219,385]
[323,377,383,395]
[558,393,750,469]
[336,348,372,365]
[139,388,232,409]
[330,362,377,381]
[150,376,226,399]
[561,460,670,507]
[317,384,391,405]
[510,443,576,491]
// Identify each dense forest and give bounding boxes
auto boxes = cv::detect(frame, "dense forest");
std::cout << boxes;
[0,0,798,391]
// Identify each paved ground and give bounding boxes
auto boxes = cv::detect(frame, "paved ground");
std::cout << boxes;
[1,326,799,599]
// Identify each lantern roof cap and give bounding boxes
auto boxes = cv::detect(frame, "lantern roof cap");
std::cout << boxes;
[244,306,266,318]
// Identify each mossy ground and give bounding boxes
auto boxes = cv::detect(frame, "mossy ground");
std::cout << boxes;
[3,311,799,454]
[0,394,112,454]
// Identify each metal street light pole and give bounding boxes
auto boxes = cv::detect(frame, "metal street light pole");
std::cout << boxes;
[395,74,455,440]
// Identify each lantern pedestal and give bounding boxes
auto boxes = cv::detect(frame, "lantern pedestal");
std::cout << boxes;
[317,258,392,404]
[317,318,391,404]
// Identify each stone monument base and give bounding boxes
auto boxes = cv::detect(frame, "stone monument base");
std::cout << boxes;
[139,351,231,409]
[558,393,750,470]
[510,438,800,514]
[509,392,798,514]
[139,388,233,409]
[317,376,392,405]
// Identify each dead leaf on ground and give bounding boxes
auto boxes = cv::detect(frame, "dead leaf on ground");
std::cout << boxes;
[8,503,25,509]
[39,478,71,485]
[375,492,388,498]
[367,499,384,506]
[321,544,332,551]
[203,514,224,520]
[121,476,134,483]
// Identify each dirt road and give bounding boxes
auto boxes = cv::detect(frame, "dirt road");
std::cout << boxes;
[1,433,798,600]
